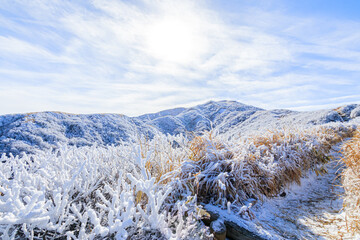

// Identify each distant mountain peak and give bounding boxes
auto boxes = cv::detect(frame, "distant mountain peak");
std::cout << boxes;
[1,101,359,156]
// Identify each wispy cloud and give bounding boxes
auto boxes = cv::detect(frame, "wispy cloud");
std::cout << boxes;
[0,0,359,115]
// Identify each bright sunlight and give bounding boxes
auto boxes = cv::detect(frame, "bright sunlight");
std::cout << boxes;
[144,16,206,64]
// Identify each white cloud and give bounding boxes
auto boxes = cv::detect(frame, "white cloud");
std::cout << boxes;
[0,0,359,115]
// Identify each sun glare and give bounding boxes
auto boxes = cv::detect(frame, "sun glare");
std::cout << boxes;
[144,16,204,64]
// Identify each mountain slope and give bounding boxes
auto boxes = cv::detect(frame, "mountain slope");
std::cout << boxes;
[140,100,263,135]
[0,112,156,156]
[0,100,359,156]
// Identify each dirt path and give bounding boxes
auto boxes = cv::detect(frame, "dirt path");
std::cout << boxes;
[251,145,354,239]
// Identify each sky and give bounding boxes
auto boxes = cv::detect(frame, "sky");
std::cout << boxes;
[0,0,360,116]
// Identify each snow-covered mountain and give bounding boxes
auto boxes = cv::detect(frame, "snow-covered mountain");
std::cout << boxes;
[1,100,360,156]
[1,100,360,240]
[0,112,156,156]
[140,100,263,135]
[140,100,360,136]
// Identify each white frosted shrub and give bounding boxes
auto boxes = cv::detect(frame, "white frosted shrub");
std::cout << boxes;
[1,124,353,239]
[0,137,211,239]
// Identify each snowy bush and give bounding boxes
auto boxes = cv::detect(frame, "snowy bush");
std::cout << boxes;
[0,138,211,239]
[0,123,355,239]
[171,125,355,206]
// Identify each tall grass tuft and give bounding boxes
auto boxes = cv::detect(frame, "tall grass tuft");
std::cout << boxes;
[341,129,360,235]
[172,125,355,206]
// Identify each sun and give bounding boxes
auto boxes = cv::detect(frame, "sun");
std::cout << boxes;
[144,16,204,64]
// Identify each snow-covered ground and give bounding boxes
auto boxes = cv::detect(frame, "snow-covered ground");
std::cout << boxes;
[204,144,358,240]
[250,144,355,239]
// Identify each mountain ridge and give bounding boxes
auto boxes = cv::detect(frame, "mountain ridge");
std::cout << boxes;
[1,100,359,156]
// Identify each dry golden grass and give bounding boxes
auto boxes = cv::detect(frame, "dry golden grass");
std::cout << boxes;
[175,125,355,205]
[188,132,234,162]
[341,129,360,235]
[137,135,186,184]
[133,124,355,210]
[185,132,235,201]
[129,135,188,206]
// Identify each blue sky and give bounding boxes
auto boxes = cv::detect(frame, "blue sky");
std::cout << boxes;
[0,0,359,116]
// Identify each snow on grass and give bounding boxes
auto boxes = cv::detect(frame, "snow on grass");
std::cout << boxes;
[0,123,356,239]
[0,139,211,239]
[172,124,354,206]
[341,129,360,237]
[202,133,358,240]
[248,155,349,239]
